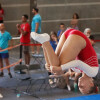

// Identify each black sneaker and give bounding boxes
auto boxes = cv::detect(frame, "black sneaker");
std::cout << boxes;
[0,72,4,77]
[8,72,12,78]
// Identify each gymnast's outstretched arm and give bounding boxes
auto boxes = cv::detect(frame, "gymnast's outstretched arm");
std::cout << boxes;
[52,60,98,77]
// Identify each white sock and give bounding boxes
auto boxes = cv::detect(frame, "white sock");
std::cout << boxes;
[31,32,50,44]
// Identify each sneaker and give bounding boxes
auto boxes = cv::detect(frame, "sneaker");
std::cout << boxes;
[49,79,54,85]
[67,85,71,91]
[49,78,57,88]
[0,72,4,77]
[0,93,3,98]
[26,64,29,68]
[31,32,50,44]
[8,72,12,78]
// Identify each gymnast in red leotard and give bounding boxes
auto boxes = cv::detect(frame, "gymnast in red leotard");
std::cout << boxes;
[31,28,99,94]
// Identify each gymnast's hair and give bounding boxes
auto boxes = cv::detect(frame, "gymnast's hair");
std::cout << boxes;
[88,79,99,94]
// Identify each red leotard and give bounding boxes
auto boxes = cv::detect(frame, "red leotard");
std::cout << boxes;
[64,29,98,67]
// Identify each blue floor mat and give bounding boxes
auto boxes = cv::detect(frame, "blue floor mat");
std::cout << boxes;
[56,94,100,100]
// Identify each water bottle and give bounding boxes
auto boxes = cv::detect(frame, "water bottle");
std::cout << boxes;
[17,94,21,98]
[74,83,78,93]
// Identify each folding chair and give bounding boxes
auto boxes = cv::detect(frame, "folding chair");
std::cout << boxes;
[32,54,44,69]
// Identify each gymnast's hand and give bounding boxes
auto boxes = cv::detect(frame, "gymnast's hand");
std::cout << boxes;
[50,66,64,75]
[45,64,51,72]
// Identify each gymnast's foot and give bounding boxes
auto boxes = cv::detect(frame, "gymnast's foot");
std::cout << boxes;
[31,32,50,44]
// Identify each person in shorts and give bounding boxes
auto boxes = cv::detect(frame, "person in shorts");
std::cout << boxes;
[16,14,31,67]
[31,7,41,54]
[0,23,13,78]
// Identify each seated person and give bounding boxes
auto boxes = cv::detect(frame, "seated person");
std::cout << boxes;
[31,28,99,94]
[49,31,59,81]
[64,69,81,91]
[84,28,95,46]
[57,23,66,39]
[50,31,59,51]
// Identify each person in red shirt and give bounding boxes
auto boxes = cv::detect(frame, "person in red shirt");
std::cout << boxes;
[31,29,99,94]
[16,15,30,67]
[0,3,4,23]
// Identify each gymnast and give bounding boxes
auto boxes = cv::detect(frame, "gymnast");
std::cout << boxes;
[31,28,99,94]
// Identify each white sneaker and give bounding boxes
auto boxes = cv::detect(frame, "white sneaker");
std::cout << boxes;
[0,93,3,98]
[26,64,29,68]
[31,32,50,44]
[67,85,71,91]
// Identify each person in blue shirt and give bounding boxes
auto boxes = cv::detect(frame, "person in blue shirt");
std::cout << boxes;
[31,7,41,54]
[57,23,66,39]
[0,24,13,78]
[50,31,59,51]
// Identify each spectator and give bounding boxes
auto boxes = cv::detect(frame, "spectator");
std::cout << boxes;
[48,31,59,81]
[84,28,95,46]
[57,23,66,39]
[31,7,41,54]
[50,31,59,51]
[0,23,13,78]
[16,14,30,67]
[70,13,79,30]
[0,3,4,23]
[64,69,81,91]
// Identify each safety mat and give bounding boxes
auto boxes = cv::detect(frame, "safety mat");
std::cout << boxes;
[56,94,100,100]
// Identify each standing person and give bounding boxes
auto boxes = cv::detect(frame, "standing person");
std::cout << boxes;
[0,24,13,78]
[31,7,41,54]
[31,28,99,94]
[16,15,30,67]
[0,3,4,23]
[57,23,66,39]
[70,13,79,30]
